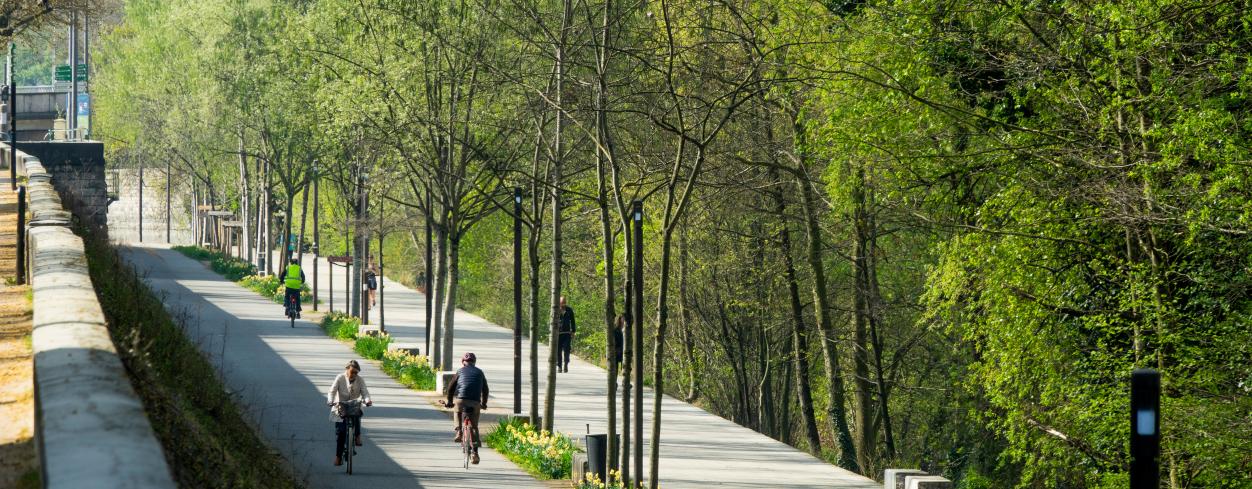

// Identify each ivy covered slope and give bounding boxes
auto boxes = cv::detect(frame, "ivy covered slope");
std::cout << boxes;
[93,0,1251,486]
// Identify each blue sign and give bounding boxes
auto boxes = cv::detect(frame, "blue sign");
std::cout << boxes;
[77,93,90,116]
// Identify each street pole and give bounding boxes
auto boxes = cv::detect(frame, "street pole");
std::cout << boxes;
[166,160,171,243]
[138,160,144,242]
[513,187,522,415]
[312,164,319,311]
[8,42,16,191]
[1130,369,1160,489]
[69,10,77,138]
[631,200,643,484]
[16,185,25,284]
[425,190,432,359]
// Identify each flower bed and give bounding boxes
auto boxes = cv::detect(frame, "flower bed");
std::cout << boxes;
[575,471,627,489]
[239,274,312,304]
[484,416,580,480]
[172,246,258,281]
[381,349,436,390]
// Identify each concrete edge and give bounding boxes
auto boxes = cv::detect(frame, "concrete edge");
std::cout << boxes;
[11,140,178,489]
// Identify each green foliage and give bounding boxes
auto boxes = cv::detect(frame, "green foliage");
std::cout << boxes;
[484,416,580,480]
[354,334,391,360]
[381,350,436,391]
[239,274,313,304]
[320,312,360,340]
[172,246,257,281]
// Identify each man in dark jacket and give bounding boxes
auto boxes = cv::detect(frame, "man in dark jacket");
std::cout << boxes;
[443,352,489,464]
[557,296,575,372]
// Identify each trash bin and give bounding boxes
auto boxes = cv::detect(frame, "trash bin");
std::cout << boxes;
[584,433,619,482]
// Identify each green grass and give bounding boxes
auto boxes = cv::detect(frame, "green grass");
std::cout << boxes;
[484,416,580,480]
[85,232,301,488]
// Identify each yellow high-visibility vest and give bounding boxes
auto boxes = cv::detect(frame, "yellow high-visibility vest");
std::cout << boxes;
[285,264,303,289]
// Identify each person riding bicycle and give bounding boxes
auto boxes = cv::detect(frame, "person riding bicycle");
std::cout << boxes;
[443,352,489,465]
[327,359,373,466]
[277,255,306,318]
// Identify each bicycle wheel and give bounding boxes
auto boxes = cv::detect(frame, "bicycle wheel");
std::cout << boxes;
[346,420,354,474]
[463,420,472,469]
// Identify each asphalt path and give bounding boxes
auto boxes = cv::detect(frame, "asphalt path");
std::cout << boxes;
[120,244,548,489]
[297,251,881,489]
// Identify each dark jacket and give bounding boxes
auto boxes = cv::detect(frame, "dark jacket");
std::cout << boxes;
[559,306,576,335]
[445,364,489,405]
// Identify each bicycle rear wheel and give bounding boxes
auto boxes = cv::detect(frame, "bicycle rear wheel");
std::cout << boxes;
[463,420,472,469]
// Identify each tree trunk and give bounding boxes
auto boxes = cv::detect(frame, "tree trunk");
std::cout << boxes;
[528,226,542,426]
[432,223,448,368]
[679,223,697,403]
[797,166,859,472]
[781,211,821,454]
[441,232,460,371]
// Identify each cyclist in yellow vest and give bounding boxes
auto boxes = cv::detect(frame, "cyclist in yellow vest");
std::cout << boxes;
[278,255,306,318]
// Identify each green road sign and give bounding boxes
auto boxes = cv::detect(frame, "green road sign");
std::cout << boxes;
[53,64,88,82]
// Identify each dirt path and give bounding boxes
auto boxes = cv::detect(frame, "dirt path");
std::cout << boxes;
[0,181,37,488]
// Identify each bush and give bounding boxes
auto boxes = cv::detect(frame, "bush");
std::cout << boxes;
[381,349,435,390]
[172,245,257,281]
[320,312,359,340]
[239,274,312,304]
[484,416,580,480]
[354,333,391,360]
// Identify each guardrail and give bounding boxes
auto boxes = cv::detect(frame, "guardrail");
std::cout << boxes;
[9,142,177,488]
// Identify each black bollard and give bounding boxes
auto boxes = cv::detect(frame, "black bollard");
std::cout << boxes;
[16,184,25,284]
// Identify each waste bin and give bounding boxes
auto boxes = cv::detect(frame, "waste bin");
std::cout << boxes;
[585,433,620,482]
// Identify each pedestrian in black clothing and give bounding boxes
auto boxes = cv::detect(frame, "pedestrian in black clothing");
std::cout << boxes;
[557,296,575,372]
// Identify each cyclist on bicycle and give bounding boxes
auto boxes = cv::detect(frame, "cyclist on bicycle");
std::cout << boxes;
[277,254,305,318]
[327,359,373,466]
[443,352,489,465]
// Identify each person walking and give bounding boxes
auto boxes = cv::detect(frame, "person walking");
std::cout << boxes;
[557,296,575,372]
[365,258,379,307]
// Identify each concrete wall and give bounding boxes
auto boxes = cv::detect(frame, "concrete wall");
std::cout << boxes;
[107,168,194,245]
[18,147,176,488]
[5,141,109,231]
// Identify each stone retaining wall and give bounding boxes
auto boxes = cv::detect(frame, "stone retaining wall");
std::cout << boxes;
[17,146,176,488]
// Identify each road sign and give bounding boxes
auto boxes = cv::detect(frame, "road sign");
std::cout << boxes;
[54,64,88,82]
[327,256,352,264]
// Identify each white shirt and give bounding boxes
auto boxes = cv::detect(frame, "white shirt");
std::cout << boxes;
[326,372,371,421]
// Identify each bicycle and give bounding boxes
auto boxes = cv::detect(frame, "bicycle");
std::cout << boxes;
[440,400,479,469]
[285,293,299,328]
[334,399,365,474]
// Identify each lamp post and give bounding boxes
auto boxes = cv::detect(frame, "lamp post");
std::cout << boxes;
[312,161,319,311]
[513,187,523,415]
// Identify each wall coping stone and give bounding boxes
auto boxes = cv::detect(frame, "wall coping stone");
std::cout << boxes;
[10,140,177,489]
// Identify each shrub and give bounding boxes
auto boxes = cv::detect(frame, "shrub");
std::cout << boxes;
[354,333,391,360]
[172,245,257,280]
[485,416,580,480]
[171,245,214,261]
[320,312,359,340]
[239,274,312,304]
[381,349,435,390]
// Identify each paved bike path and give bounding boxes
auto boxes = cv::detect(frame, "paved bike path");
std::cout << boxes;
[300,252,880,488]
[120,244,548,489]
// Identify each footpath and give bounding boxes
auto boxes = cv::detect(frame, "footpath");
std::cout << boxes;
[121,244,547,489]
[0,179,37,488]
[298,251,880,489]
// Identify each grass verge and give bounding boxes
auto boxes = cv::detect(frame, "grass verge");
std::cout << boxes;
[484,416,581,480]
[86,235,302,488]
